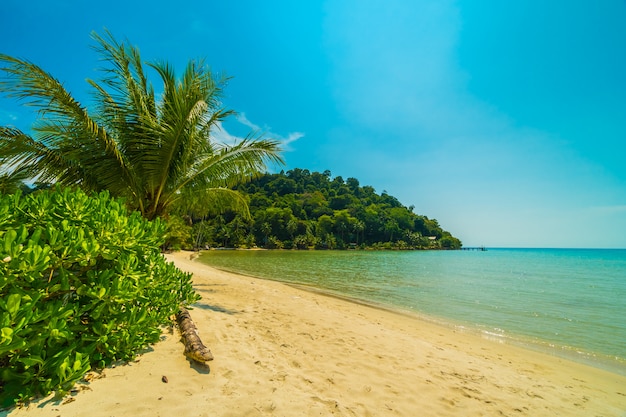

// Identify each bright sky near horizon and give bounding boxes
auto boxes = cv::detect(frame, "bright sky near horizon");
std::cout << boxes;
[1,1,625,248]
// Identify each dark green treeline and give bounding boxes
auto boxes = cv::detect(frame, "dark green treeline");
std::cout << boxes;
[169,169,462,250]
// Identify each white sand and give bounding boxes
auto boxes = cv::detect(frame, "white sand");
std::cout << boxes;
[7,251,626,417]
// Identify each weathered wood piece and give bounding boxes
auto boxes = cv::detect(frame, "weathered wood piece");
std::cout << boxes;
[175,307,214,363]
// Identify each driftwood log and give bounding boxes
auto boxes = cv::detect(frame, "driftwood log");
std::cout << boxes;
[175,307,214,363]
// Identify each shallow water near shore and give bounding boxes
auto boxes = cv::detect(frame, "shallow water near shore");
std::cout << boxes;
[198,248,626,374]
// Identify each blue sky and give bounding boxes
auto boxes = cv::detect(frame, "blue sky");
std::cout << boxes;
[2,0,625,248]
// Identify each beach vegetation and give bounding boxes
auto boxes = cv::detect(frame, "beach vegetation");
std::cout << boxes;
[0,31,283,405]
[0,187,199,407]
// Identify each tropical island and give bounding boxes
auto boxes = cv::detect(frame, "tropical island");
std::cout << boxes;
[166,168,462,251]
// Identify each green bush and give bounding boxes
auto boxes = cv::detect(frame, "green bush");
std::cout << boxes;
[0,188,200,407]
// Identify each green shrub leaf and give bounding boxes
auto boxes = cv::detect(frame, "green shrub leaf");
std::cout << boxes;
[0,187,200,406]
[1,327,13,342]
[5,294,21,317]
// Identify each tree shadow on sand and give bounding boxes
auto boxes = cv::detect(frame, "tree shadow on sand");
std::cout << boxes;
[191,302,239,315]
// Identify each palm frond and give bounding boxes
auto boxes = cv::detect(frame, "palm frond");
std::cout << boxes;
[0,164,30,194]
[1,30,285,219]
[171,135,283,199]
[172,187,251,220]
[0,50,138,193]
[0,54,82,118]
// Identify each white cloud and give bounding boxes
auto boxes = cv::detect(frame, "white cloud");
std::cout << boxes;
[280,131,305,149]
[210,114,304,151]
[236,113,261,131]
[210,121,243,146]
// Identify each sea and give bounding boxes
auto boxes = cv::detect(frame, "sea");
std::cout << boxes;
[197,248,626,375]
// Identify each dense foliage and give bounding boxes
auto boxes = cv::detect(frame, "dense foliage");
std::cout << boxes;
[176,169,461,250]
[0,188,199,406]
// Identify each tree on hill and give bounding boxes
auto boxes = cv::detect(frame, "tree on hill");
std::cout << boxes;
[0,30,282,220]
[186,169,462,250]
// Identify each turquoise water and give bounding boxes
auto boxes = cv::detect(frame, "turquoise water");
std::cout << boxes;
[197,248,626,374]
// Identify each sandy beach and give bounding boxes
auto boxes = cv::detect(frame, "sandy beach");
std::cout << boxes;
[6,250,626,417]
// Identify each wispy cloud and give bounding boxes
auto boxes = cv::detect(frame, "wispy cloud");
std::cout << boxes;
[209,121,243,146]
[235,113,304,151]
[281,131,305,148]
[236,113,261,131]
[0,109,18,124]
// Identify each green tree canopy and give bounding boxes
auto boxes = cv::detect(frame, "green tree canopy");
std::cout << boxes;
[0,30,282,220]
[188,170,462,250]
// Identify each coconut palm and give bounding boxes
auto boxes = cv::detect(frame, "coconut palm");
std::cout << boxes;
[0,30,283,220]
[0,166,29,194]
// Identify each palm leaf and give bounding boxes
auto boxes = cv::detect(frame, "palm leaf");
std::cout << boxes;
[1,30,284,220]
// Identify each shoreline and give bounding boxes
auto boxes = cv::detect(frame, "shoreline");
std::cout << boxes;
[197,250,626,377]
[7,250,626,416]
[286,280,626,377]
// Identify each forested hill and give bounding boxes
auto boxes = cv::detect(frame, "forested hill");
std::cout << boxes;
[192,168,462,250]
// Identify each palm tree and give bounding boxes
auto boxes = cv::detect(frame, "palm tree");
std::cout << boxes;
[0,30,283,220]
[0,166,29,194]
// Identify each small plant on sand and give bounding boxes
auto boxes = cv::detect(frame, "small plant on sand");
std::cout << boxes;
[0,187,200,407]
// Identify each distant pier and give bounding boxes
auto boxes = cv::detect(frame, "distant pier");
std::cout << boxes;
[460,246,487,251]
